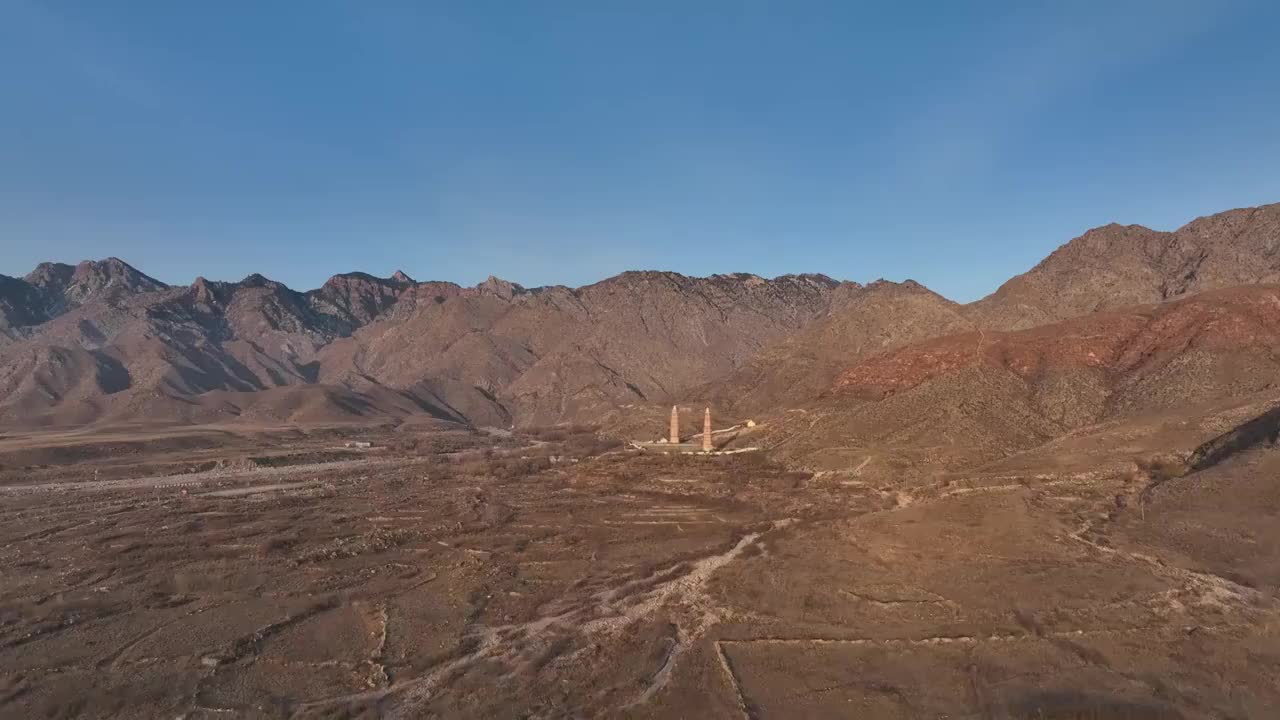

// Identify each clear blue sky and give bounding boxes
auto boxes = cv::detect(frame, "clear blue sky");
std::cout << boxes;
[2,1,1278,301]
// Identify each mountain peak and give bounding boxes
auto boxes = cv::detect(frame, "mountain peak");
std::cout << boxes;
[777,272,840,288]
[190,276,221,304]
[24,261,76,289]
[321,270,416,290]
[239,273,284,289]
[63,257,167,301]
[325,271,379,284]
[73,256,147,277]
[477,275,526,300]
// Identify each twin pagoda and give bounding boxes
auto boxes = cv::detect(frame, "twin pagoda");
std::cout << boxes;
[670,405,713,452]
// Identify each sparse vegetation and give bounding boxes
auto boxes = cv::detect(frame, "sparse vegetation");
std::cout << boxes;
[0,393,1276,717]
[1137,456,1188,486]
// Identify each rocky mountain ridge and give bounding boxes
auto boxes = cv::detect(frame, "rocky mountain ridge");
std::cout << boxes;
[710,202,1280,416]
[753,283,1280,475]
[0,264,844,428]
[1,201,1278,435]
[967,202,1280,329]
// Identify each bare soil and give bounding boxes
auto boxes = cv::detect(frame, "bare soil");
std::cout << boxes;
[0,424,1277,719]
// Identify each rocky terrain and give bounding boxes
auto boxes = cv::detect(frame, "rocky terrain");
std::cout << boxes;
[755,285,1280,469]
[1,394,1278,718]
[0,261,842,430]
[3,202,1279,442]
[967,203,1280,330]
[3,200,1280,718]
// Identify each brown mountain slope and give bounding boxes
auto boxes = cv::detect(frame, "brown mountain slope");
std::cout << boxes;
[0,268,456,428]
[766,286,1280,473]
[0,269,842,429]
[1,258,168,341]
[2,199,1279,432]
[707,201,1280,417]
[314,287,564,426]
[701,279,976,416]
[318,271,843,426]
[1079,402,1280,592]
[969,202,1280,329]
[503,271,841,424]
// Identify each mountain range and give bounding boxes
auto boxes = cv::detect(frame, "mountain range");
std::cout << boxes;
[2,201,1279,472]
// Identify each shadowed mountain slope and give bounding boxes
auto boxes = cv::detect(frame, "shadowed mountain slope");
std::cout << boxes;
[1,200,1278,433]
[315,271,843,426]
[0,269,842,428]
[702,279,976,416]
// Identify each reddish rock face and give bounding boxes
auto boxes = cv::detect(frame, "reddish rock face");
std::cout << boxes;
[834,286,1280,401]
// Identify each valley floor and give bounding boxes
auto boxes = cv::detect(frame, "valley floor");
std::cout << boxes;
[0,425,1277,719]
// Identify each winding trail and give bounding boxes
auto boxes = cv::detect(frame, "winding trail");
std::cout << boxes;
[291,519,794,719]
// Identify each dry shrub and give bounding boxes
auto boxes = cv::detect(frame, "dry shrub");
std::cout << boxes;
[615,466,644,483]
[1009,689,1182,720]
[451,453,554,480]
[0,675,27,705]
[385,435,425,453]
[520,424,619,458]
[493,456,552,480]
[1137,456,1187,484]
[529,634,575,673]
[528,427,568,442]
[732,452,772,471]
[727,452,812,488]
[1013,608,1045,636]
[257,534,296,557]
[453,459,490,477]
[564,434,622,457]
[524,424,597,441]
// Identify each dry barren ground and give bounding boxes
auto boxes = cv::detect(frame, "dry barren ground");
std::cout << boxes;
[0,424,1277,719]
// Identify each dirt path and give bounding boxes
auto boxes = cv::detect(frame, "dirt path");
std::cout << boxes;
[293,519,794,718]
[0,456,437,493]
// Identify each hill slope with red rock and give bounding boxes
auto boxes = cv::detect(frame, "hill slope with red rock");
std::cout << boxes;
[701,202,1280,419]
[762,286,1280,473]
[1,200,1278,444]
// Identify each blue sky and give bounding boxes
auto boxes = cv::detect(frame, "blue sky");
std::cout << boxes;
[2,1,1278,300]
